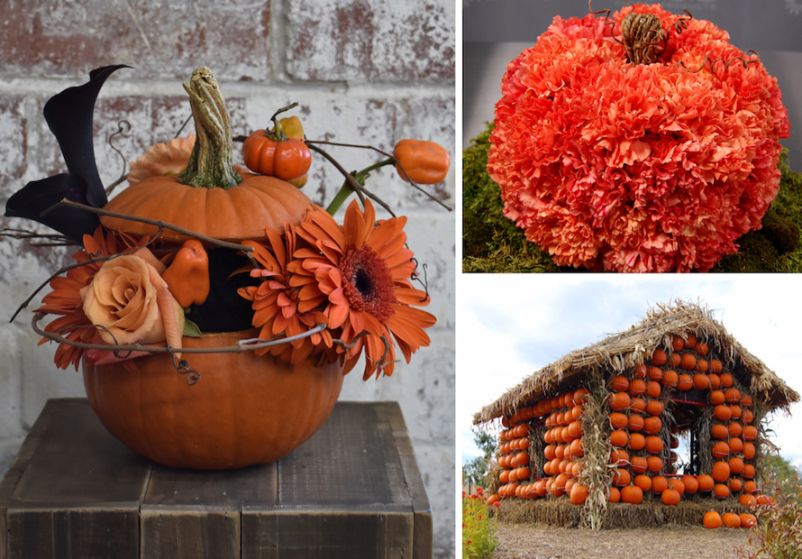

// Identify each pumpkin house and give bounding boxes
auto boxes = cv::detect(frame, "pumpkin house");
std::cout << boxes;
[474,302,799,529]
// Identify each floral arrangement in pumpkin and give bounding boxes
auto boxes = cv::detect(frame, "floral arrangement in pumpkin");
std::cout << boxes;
[4,65,451,381]
[487,3,790,272]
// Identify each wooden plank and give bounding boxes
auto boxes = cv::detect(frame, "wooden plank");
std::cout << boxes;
[277,403,411,508]
[376,402,433,559]
[143,462,277,507]
[0,397,54,559]
[2,399,149,559]
[140,462,277,559]
[140,509,239,559]
[10,399,151,506]
[241,511,413,559]
[7,508,138,559]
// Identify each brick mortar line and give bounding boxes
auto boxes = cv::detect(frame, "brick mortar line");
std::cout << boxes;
[0,77,454,98]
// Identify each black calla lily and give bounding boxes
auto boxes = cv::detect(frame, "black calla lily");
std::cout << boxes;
[4,65,130,240]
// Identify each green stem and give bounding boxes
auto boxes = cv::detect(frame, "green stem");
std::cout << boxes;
[325,158,395,214]
[178,67,241,188]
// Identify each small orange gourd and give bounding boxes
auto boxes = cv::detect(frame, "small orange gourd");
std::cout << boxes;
[393,139,450,184]
[722,512,741,528]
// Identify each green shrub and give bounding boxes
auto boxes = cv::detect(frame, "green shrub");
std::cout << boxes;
[462,487,498,559]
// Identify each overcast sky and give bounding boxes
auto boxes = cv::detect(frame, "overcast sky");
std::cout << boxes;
[458,275,802,471]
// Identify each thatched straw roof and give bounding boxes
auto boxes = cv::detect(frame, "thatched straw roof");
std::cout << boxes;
[474,301,799,424]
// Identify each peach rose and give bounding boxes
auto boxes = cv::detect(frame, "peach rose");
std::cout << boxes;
[81,254,184,346]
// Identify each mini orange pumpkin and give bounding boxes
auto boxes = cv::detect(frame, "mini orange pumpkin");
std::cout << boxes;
[621,485,643,504]
[393,139,450,184]
[661,488,680,506]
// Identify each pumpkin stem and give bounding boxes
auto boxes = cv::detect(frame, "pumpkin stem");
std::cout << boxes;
[621,13,666,65]
[179,67,242,188]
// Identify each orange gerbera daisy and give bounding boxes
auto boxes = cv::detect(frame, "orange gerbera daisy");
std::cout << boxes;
[238,225,334,365]
[36,227,121,369]
[290,199,436,379]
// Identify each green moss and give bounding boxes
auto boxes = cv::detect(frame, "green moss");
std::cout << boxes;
[463,124,802,273]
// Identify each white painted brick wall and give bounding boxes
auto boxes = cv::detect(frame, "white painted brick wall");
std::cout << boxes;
[0,0,454,555]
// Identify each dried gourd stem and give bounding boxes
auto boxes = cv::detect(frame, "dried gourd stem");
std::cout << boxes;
[179,67,241,188]
[621,12,666,64]
[42,199,253,253]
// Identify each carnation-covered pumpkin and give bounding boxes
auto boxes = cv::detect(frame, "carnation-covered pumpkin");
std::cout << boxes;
[4,65,450,470]
[488,4,790,272]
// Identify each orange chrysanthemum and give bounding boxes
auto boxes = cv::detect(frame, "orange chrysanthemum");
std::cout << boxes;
[36,227,120,369]
[291,199,436,379]
[238,225,334,365]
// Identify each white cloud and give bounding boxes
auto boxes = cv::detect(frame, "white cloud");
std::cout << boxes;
[459,276,802,468]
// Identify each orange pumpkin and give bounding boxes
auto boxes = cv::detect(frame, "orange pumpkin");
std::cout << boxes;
[668,478,686,495]
[630,397,647,414]
[680,353,697,371]
[743,464,756,480]
[614,468,632,487]
[682,475,699,495]
[634,474,652,492]
[83,330,343,469]
[743,481,757,494]
[646,456,663,474]
[609,375,630,392]
[739,494,757,508]
[712,461,731,482]
[651,348,668,366]
[651,476,669,494]
[631,456,648,474]
[610,392,631,411]
[661,488,680,506]
[713,405,733,422]
[720,372,734,388]
[621,485,643,504]
[696,342,709,356]
[697,474,715,492]
[672,335,685,351]
[609,486,621,503]
[646,381,661,399]
[711,423,729,440]
[711,441,730,459]
[611,430,629,448]
[739,513,757,528]
[628,414,645,432]
[646,399,664,416]
[677,373,694,391]
[570,483,590,505]
[633,364,648,378]
[645,436,664,455]
[643,416,662,435]
[609,412,629,429]
[722,512,741,528]
[714,483,731,500]
[628,378,646,396]
[743,425,758,441]
[661,369,678,388]
[703,511,722,529]
[647,366,663,381]
[709,390,725,405]
[629,433,646,451]
[710,358,723,374]
[693,373,710,390]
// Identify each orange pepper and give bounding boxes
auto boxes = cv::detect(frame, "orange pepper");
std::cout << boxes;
[393,139,450,184]
[163,239,210,308]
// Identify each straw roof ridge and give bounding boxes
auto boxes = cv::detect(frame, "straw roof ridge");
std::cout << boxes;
[474,300,799,424]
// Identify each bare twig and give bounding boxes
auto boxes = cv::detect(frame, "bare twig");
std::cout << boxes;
[307,143,395,216]
[105,120,131,196]
[33,313,330,355]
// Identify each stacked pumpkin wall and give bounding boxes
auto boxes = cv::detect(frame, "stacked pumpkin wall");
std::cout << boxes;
[496,388,590,504]
[606,333,759,506]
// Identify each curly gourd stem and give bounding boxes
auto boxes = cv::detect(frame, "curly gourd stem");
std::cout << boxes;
[179,67,242,188]
[621,13,666,65]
